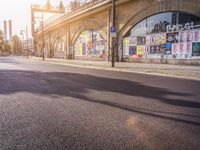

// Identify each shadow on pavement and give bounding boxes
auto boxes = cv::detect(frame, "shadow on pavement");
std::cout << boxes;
[0,69,200,126]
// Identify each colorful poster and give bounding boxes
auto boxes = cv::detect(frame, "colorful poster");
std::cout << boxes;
[129,37,137,46]
[137,36,146,45]
[193,30,200,42]
[160,44,166,54]
[192,42,200,56]
[186,42,192,55]
[123,38,129,56]
[179,42,186,54]
[155,33,166,45]
[179,31,187,43]
[186,31,192,42]
[155,34,160,45]
[165,43,172,55]
[166,32,179,43]
[136,45,144,55]
[129,46,137,55]
[172,43,179,55]
[150,45,160,54]
[146,35,151,45]
[79,43,83,56]
[151,34,157,45]
[160,33,166,44]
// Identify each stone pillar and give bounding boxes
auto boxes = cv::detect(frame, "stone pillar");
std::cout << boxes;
[66,25,73,59]
[107,9,111,62]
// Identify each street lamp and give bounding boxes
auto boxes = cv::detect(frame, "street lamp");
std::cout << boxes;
[20,26,28,59]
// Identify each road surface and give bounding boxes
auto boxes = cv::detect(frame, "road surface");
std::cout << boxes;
[0,56,200,150]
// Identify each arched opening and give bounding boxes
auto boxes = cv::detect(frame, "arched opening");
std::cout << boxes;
[122,12,200,60]
[74,30,107,60]
[52,37,65,58]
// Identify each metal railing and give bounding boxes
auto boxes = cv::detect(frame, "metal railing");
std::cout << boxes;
[36,0,108,32]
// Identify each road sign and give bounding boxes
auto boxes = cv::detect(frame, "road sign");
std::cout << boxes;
[110,26,117,37]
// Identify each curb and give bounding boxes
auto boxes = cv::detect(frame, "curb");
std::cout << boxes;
[28,57,200,81]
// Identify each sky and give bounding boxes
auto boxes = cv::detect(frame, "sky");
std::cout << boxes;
[0,0,70,38]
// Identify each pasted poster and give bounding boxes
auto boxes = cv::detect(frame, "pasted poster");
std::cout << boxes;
[79,43,83,56]
[192,42,200,56]
[160,33,166,44]
[166,32,179,43]
[129,46,137,55]
[129,37,137,46]
[146,35,151,45]
[136,45,145,55]
[172,43,179,55]
[82,43,87,55]
[165,43,172,55]
[193,30,200,42]
[179,31,187,43]
[186,42,192,55]
[186,31,192,42]
[151,34,157,45]
[123,38,129,56]
[160,44,166,54]
[149,45,160,54]
[137,36,146,45]
[179,42,186,54]
[155,33,166,45]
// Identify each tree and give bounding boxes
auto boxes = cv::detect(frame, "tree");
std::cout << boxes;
[11,35,22,55]
[0,30,11,56]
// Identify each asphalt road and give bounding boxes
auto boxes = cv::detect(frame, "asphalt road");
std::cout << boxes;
[0,56,200,150]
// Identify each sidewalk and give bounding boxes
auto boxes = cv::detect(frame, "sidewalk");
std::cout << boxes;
[29,56,200,81]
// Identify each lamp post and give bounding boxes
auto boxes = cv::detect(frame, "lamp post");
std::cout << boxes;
[20,26,28,59]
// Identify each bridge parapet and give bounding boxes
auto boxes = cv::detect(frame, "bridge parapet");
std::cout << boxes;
[37,0,109,33]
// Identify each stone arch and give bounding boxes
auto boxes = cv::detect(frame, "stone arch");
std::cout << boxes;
[71,18,107,45]
[50,33,66,58]
[118,0,200,40]
[117,0,200,61]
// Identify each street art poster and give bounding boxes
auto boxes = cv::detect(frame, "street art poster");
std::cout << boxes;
[193,30,200,42]
[136,45,145,55]
[149,45,160,54]
[137,36,146,45]
[151,34,157,45]
[165,43,172,54]
[123,38,129,56]
[79,43,83,56]
[129,46,137,55]
[172,43,179,55]
[179,31,187,43]
[129,37,137,46]
[160,44,166,54]
[159,33,166,44]
[83,43,87,55]
[186,42,192,55]
[166,32,179,43]
[192,42,200,56]
[146,35,151,45]
[179,42,186,54]
[186,31,192,42]
[155,33,166,45]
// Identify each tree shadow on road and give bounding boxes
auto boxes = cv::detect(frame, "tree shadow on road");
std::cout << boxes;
[0,69,200,126]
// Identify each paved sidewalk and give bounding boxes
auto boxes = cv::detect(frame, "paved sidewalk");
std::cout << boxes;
[28,56,200,81]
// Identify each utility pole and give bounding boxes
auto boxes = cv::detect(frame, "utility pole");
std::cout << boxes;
[111,0,116,67]
[26,26,28,59]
